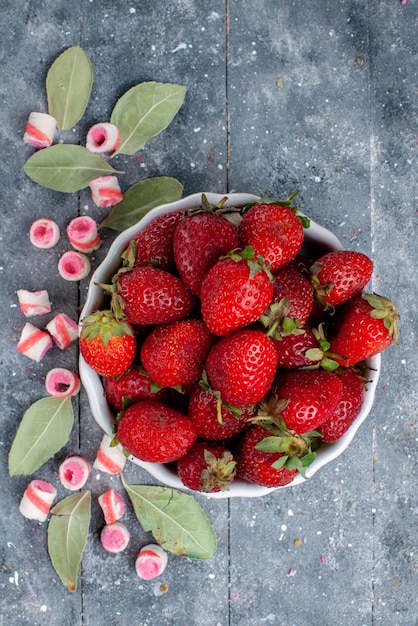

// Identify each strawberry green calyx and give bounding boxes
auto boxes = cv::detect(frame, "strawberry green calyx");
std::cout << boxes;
[80,309,133,345]
[200,449,237,492]
[225,246,274,281]
[259,298,305,339]
[303,324,341,371]
[249,394,320,478]
[363,293,400,344]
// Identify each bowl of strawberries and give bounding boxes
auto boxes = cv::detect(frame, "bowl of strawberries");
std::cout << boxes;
[79,192,399,498]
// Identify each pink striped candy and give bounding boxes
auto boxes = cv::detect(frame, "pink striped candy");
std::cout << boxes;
[86,123,120,153]
[67,216,101,252]
[46,313,78,350]
[98,488,125,525]
[93,434,127,475]
[89,176,123,208]
[16,322,53,362]
[23,112,57,149]
[16,289,51,317]
[19,479,57,522]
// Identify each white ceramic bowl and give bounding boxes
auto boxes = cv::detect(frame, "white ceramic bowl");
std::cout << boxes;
[79,192,380,498]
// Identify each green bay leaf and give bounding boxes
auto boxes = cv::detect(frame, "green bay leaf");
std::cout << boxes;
[8,397,74,476]
[121,476,216,560]
[110,82,187,156]
[46,46,94,130]
[99,176,183,231]
[23,144,123,192]
[48,491,91,592]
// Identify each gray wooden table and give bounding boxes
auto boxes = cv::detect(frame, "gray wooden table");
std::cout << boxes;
[1,1,417,624]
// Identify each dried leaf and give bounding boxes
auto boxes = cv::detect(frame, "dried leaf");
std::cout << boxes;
[100,176,183,230]
[46,46,94,130]
[48,491,91,592]
[110,82,187,156]
[121,476,216,560]
[8,397,74,476]
[23,144,123,192]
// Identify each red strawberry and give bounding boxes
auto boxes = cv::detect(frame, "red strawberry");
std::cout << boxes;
[328,292,400,366]
[310,250,373,308]
[272,327,319,369]
[173,211,239,296]
[200,247,274,336]
[187,384,252,441]
[177,441,237,493]
[205,329,278,406]
[238,201,305,271]
[234,425,297,487]
[319,368,365,442]
[112,265,195,325]
[271,261,314,325]
[117,400,197,463]
[79,310,136,377]
[270,370,343,434]
[272,324,341,371]
[140,319,215,388]
[104,366,169,411]
[125,209,184,270]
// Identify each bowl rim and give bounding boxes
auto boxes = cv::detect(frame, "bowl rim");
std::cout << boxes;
[79,191,381,499]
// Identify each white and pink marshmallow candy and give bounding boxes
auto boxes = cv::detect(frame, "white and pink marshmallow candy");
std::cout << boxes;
[45,368,80,398]
[58,251,91,281]
[98,488,125,525]
[58,456,90,490]
[46,313,78,349]
[100,522,130,553]
[135,544,168,580]
[16,289,51,317]
[93,434,127,475]
[29,218,60,249]
[19,479,57,522]
[66,216,101,252]
[86,123,120,153]
[89,176,123,208]
[23,112,57,149]
[16,322,53,362]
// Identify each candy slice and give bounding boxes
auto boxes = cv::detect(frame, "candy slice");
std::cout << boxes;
[98,488,125,525]
[58,251,91,281]
[135,544,168,580]
[67,216,102,252]
[89,176,123,208]
[100,522,130,553]
[19,479,57,522]
[23,112,57,149]
[16,289,51,317]
[45,368,80,398]
[16,322,53,362]
[58,455,90,490]
[86,123,120,153]
[46,313,78,350]
[93,434,127,475]
[29,218,60,249]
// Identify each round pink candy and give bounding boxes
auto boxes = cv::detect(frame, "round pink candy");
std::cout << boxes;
[58,251,91,281]
[45,368,80,398]
[135,544,168,580]
[100,522,130,553]
[58,455,91,490]
[29,218,60,249]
